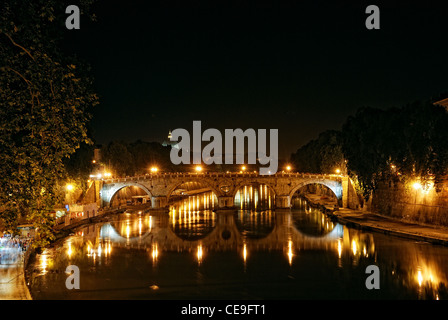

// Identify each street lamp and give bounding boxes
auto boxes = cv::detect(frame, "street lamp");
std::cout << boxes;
[66,184,74,191]
[335,168,341,174]
[195,165,203,173]
[150,167,158,173]
[286,165,291,172]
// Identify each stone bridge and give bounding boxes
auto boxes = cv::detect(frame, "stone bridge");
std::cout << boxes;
[98,172,360,210]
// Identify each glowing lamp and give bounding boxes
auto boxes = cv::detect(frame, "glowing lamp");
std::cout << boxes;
[413,182,422,190]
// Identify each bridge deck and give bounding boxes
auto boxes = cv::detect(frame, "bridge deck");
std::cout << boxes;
[102,172,343,184]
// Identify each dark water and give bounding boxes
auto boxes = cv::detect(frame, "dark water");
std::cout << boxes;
[27,193,448,300]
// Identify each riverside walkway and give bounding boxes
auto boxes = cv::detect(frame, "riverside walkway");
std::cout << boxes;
[305,193,448,246]
[331,209,448,246]
[0,259,31,300]
[0,240,32,300]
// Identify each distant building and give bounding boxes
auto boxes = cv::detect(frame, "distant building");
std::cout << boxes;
[93,145,102,162]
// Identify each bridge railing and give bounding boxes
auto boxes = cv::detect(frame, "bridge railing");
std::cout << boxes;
[101,172,344,183]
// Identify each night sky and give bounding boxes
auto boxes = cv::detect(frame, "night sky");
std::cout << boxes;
[63,1,448,159]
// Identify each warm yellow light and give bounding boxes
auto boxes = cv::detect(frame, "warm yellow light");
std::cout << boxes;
[337,238,342,258]
[417,270,423,286]
[104,172,112,177]
[413,182,422,190]
[288,240,294,265]
[195,166,202,172]
[286,165,291,171]
[67,242,72,258]
[150,166,158,173]
[152,244,158,262]
[243,243,247,263]
[197,244,203,263]
[92,160,96,164]
[335,168,341,174]
[66,184,74,191]
[241,166,246,171]
[351,240,357,255]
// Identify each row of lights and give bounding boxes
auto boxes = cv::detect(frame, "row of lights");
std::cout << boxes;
[149,165,294,173]
[66,166,342,192]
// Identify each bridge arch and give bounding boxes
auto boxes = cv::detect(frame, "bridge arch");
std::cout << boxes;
[288,179,343,201]
[102,182,153,207]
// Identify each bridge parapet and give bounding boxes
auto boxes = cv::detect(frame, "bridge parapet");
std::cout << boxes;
[102,172,343,184]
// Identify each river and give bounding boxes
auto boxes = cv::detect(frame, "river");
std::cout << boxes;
[26,190,448,300]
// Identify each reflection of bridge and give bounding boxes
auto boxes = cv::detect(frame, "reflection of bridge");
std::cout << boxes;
[92,212,347,253]
[98,172,360,210]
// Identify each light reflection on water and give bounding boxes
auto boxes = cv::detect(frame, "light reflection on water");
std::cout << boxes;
[28,192,448,300]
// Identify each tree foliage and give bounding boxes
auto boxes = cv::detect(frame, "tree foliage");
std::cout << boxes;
[342,100,448,199]
[0,0,98,247]
[291,98,448,201]
[101,140,173,176]
[290,130,345,174]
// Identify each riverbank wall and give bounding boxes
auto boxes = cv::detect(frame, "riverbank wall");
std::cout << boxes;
[371,178,448,227]
[302,192,448,246]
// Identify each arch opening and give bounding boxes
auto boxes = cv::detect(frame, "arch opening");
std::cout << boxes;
[110,185,152,207]
[234,183,276,211]
[290,183,341,209]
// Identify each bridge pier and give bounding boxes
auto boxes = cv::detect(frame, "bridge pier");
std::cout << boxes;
[151,196,168,209]
[275,195,291,211]
[214,196,237,214]
[217,196,235,209]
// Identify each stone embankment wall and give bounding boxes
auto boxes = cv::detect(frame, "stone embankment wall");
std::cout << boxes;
[371,178,448,227]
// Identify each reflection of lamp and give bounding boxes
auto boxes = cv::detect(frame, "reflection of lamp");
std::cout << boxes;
[197,244,203,264]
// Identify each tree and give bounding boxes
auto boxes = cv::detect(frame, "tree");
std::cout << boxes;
[101,140,176,176]
[291,130,345,174]
[0,0,98,247]
[101,141,134,177]
[341,100,448,200]
[64,142,95,191]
